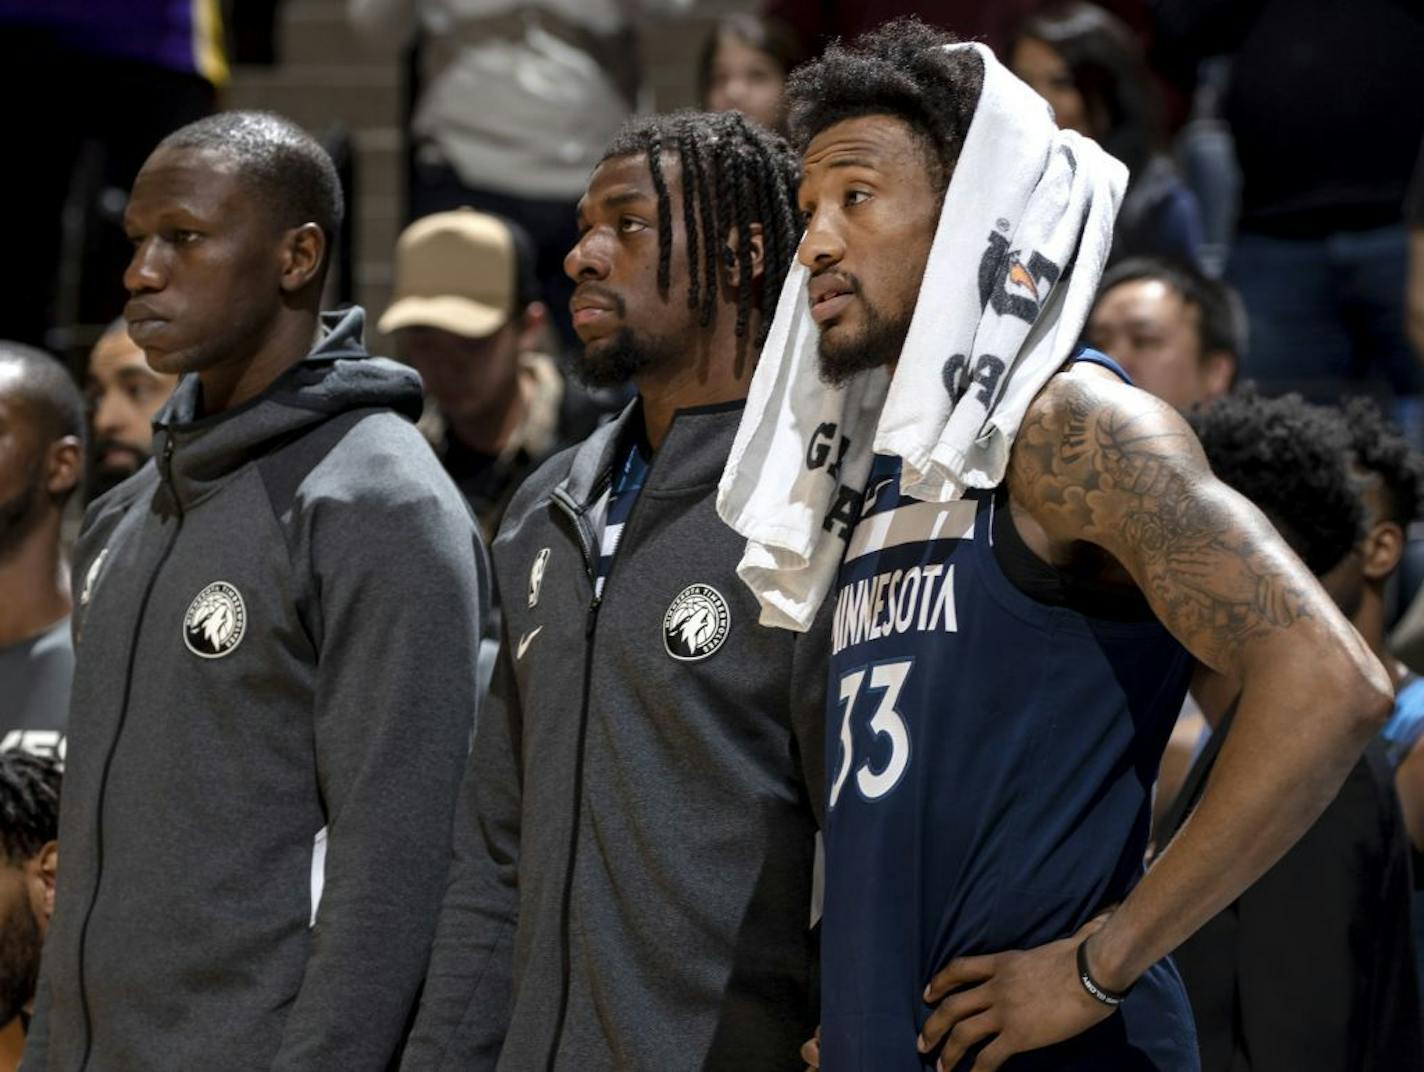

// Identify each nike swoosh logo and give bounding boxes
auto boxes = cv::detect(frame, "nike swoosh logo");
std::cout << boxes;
[516,626,543,660]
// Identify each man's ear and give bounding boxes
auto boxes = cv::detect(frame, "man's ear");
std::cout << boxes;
[46,436,82,499]
[516,301,549,354]
[279,223,327,294]
[1201,350,1236,402]
[1362,519,1405,582]
[724,223,766,287]
[34,841,57,924]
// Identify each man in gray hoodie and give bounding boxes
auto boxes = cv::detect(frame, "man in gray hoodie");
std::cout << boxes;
[401,110,825,1070]
[25,112,486,1071]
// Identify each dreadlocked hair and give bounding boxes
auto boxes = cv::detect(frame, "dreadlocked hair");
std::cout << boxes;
[785,17,984,192]
[599,109,803,347]
[1343,396,1424,526]
[0,752,60,865]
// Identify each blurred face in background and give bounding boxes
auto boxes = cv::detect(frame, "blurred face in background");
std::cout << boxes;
[704,31,788,133]
[1086,278,1234,412]
[1010,36,1091,136]
[399,308,543,429]
[85,326,178,498]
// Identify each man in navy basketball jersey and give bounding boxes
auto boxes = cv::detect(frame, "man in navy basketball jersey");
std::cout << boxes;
[786,21,1394,1071]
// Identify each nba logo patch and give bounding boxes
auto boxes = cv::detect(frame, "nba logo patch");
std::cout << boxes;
[183,581,247,659]
[663,584,731,662]
[529,548,550,608]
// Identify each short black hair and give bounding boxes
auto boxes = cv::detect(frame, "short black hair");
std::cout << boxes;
[600,109,802,347]
[0,752,60,866]
[1343,396,1424,527]
[783,17,984,191]
[0,341,86,448]
[159,111,345,251]
[1098,256,1247,366]
[1191,389,1363,576]
[1008,1,1161,177]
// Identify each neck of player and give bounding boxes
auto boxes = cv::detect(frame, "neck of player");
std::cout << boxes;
[198,311,323,416]
[635,311,761,452]
[0,512,69,647]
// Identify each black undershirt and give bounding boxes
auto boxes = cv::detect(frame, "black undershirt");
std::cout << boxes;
[990,489,1157,623]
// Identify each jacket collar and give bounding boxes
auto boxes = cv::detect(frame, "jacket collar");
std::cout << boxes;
[558,397,747,511]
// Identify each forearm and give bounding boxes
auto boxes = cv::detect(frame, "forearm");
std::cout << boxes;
[1088,647,1389,988]
[402,649,524,1070]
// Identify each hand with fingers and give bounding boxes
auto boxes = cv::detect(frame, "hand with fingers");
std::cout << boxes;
[917,917,1121,1071]
[801,1025,820,1070]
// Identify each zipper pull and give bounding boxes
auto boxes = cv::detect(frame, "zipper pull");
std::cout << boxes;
[585,596,601,638]
[160,435,175,482]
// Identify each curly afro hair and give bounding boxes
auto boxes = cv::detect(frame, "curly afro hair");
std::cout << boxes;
[783,17,984,192]
[1343,396,1424,526]
[1191,389,1364,577]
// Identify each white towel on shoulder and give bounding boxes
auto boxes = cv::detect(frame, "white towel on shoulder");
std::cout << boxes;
[716,41,1128,632]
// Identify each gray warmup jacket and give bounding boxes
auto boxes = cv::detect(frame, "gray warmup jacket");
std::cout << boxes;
[27,309,485,1072]
[402,400,828,1071]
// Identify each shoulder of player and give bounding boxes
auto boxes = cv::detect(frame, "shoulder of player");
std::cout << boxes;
[1008,366,1209,537]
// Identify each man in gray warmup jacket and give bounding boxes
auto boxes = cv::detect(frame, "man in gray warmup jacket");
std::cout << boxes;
[401,111,827,1070]
[25,112,486,1071]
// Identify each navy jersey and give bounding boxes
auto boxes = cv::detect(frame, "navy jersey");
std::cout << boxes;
[821,377,1198,1069]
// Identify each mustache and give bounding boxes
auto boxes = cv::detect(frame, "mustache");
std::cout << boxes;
[92,438,150,469]
[810,268,863,295]
[571,284,627,318]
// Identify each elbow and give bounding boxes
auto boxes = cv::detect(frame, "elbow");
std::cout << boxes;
[1336,650,1395,734]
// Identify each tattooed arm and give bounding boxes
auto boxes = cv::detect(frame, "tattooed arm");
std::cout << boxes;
[918,365,1392,1070]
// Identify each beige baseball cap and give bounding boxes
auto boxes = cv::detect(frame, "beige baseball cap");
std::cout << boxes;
[378,208,516,339]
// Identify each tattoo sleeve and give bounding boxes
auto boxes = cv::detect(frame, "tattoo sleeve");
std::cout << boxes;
[1008,376,1313,673]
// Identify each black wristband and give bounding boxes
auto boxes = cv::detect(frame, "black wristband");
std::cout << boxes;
[1076,938,1132,1007]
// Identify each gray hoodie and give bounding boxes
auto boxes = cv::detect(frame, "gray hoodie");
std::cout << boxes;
[27,308,485,1072]
[401,400,828,1071]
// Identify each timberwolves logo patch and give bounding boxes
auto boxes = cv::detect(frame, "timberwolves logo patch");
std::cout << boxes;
[663,584,731,662]
[183,581,247,659]
[529,548,550,608]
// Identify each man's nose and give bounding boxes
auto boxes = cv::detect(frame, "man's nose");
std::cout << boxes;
[565,229,611,282]
[797,210,845,271]
[123,238,165,295]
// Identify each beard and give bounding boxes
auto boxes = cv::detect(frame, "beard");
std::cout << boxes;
[87,438,150,503]
[571,326,677,390]
[0,465,47,562]
[816,281,914,388]
[0,887,42,1024]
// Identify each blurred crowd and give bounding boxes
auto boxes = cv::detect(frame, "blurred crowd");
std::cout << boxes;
[3,1,1424,1069]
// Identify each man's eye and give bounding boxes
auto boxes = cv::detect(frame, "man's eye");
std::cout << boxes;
[846,189,871,207]
[619,218,647,234]
[172,229,201,244]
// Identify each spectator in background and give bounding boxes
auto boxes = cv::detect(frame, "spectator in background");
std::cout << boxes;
[0,752,61,1072]
[1009,1,1204,267]
[0,345,83,763]
[1085,256,1240,411]
[1168,390,1422,1071]
[347,0,692,351]
[765,0,1152,60]
[379,209,567,540]
[0,2,221,354]
[1338,400,1424,995]
[82,319,178,503]
[1153,0,1424,421]
[1407,136,1424,362]
[699,13,803,134]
